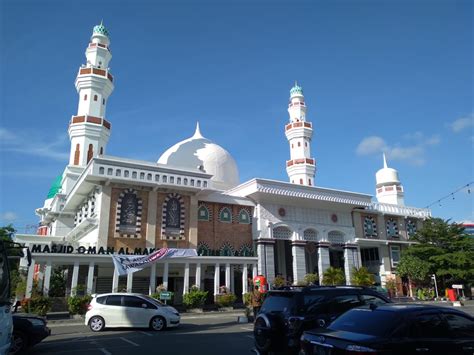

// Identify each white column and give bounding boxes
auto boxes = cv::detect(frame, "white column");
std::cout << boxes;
[183,262,190,295]
[195,263,202,290]
[112,267,119,292]
[126,272,133,293]
[292,243,306,285]
[163,262,169,290]
[242,264,248,295]
[318,245,331,284]
[344,246,357,285]
[230,266,235,293]
[252,264,258,279]
[214,263,220,296]
[25,258,36,298]
[71,262,79,296]
[225,263,231,291]
[43,261,52,296]
[149,264,156,295]
[86,262,95,295]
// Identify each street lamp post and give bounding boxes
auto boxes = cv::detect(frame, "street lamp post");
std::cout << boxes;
[432,274,439,299]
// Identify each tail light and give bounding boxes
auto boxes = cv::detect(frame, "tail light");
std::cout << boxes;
[87,304,93,311]
[345,344,378,354]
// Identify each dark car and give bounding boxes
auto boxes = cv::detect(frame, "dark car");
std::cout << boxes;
[10,314,51,354]
[253,286,390,354]
[300,304,474,355]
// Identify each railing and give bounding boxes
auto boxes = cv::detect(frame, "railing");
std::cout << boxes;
[78,67,114,83]
[286,158,315,167]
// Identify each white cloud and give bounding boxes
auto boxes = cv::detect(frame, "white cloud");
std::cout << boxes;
[450,114,474,133]
[0,127,68,161]
[356,136,388,155]
[0,212,18,222]
[356,132,440,166]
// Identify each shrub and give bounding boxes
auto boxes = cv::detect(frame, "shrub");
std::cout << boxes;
[24,296,52,316]
[183,286,208,308]
[322,267,345,286]
[273,275,286,288]
[216,293,237,308]
[351,267,375,286]
[304,273,319,285]
[49,267,67,297]
[385,279,397,297]
[68,295,92,315]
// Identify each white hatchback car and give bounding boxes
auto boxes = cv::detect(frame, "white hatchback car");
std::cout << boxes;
[85,293,180,332]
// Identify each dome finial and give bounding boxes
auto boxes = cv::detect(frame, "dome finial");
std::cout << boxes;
[383,152,388,169]
[193,121,204,139]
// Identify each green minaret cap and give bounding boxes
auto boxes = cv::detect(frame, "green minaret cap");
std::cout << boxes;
[46,175,62,199]
[93,20,110,37]
[290,81,303,96]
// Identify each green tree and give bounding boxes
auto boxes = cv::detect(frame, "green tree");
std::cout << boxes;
[405,218,474,288]
[351,267,375,286]
[322,267,345,285]
[396,255,430,297]
[48,267,67,297]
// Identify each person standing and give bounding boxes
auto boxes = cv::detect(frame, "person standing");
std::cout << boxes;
[251,285,263,318]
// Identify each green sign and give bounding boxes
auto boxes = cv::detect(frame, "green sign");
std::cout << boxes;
[160,292,172,300]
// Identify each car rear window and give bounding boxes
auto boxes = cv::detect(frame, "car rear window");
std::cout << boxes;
[96,296,107,304]
[329,309,399,336]
[261,293,295,314]
[105,295,122,306]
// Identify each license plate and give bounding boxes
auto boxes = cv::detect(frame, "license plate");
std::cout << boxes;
[313,346,331,355]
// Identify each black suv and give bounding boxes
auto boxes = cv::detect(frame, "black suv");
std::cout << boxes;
[253,286,390,354]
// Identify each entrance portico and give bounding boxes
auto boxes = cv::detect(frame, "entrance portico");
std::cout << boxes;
[23,253,257,302]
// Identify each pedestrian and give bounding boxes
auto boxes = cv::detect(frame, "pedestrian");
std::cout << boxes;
[251,285,263,318]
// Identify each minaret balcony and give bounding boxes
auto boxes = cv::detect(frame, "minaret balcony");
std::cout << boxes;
[88,42,110,50]
[286,158,315,167]
[288,101,306,107]
[70,115,111,130]
[78,67,114,83]
[285,121,312,131]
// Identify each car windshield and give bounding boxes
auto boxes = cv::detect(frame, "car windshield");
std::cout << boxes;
[328,309,399,336]
[261,293,295,314]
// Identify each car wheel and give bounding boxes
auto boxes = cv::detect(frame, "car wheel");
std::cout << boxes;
[10,330,28,354]
[89,316,105,332]
[254,315,273,353]
[150,316,166,331]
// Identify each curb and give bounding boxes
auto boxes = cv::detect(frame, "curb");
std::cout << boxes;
[47,310,245,325]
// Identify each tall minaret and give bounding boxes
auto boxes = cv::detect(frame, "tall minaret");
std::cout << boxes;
[68,21,114,168]
[285,82,316,186]
[375,153,405,205]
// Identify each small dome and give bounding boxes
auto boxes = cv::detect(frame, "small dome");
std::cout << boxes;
[376,154,401,187]
[93,21,110,37]
[157,123,239,190]
[47,175,62,199]
[290,82,303,97]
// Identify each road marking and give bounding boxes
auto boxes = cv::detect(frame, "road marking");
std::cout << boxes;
[100,348,112,355]
[240,327,253,331]
[139,331,153,336]
[120,337,140,346]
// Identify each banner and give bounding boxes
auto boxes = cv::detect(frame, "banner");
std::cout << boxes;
[111,248,197,275]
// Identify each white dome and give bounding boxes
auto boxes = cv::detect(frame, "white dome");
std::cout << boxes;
[157,123,239,190]
[376,153,401,187]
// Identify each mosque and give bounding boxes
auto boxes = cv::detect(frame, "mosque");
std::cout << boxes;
[16,23,431,302]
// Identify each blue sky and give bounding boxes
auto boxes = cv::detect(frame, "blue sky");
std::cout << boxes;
[0,0,472,232]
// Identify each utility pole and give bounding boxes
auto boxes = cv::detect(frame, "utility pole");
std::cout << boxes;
[432,274,439,299]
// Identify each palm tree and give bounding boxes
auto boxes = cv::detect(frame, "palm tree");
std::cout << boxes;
[351,267,375,286]
[322,267,345,285]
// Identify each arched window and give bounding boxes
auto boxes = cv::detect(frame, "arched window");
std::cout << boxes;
[219,207,232,223]
[161,193,185,240]
[100,147,103,155]
[273,226,292,239]
[238,209,251,224]
[300,178,303,184]
[303,229,318,241]
[239,244,253,256]
[220,242,234,256]
[87,144,93,163]
[84,94,88,100]
[198,205,210,221]
[74,143,80,165]
[308,178,312,186]
[94,95,98,101]
[116,189,142,237]
[197,242,210,256]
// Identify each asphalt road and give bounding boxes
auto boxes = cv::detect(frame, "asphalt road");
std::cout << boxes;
[33,314,255,355]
